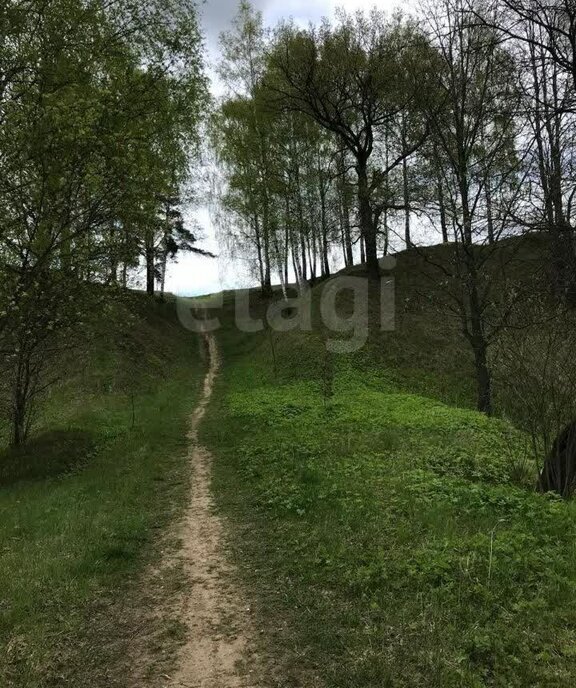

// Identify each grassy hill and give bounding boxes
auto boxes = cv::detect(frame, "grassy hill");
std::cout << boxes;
[203,237,576,687]
[2,235,574,687]
[0,294,204,687]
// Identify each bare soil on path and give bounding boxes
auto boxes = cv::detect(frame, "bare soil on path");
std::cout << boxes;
[148,332,262,688]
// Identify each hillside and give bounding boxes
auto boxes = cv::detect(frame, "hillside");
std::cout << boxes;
[2,237,576,687]
[0,294,205,687]
[201,236,576,687]
[6,0,576,685]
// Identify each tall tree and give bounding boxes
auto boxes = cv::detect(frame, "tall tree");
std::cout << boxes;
[266,10,438,278]
[473,0,576,301]
[0,0,207,443]
[218,1,274,295]
[420,0,522,414]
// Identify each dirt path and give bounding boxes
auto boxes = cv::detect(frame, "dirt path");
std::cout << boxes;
[164,332,260,688]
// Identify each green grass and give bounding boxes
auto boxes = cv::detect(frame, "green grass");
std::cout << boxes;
[203,284,576,687]
[0,236,570,686]
[0,296,204,687]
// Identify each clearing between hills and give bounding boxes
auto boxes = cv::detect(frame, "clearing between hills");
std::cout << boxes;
[3,241,576,687]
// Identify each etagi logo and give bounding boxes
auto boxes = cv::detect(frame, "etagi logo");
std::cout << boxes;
[177,257,396,354]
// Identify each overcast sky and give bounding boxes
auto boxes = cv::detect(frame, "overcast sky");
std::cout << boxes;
[163,0,402,297]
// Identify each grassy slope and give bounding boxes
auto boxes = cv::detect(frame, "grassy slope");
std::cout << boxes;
[204,245,576,687]
[0,295,204,687]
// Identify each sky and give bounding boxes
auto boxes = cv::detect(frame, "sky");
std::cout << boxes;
[163,0,402,297]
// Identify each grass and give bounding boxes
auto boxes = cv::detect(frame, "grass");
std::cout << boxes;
[1,235,572,686]
[0,295,204,687]
[202,275,576,686]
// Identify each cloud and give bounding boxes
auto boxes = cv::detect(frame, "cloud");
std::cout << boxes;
[264,0,388,28]
[199,0,398,53]
[199,0,271,53]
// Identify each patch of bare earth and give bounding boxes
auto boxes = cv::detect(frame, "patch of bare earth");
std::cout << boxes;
[133,332,262,688]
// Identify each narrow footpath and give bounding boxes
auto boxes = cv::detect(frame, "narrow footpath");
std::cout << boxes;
[166,332,261,688]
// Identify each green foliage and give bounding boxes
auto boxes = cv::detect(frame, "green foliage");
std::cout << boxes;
[0,0,207,443]
[204,293,576,687]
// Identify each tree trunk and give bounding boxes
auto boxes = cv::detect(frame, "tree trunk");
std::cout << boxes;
[465,248,493,415]
[401,116,411,248]
[11,348,32,447]
[12,401,27,446]
[293,159,308,283]
[438,176,449,243]
[339,153,354,267]
[319,177,330,277]
[108,224,118,283]
[301,231,308,283]
[160,249,168,301]
[383,217,389,256]
[307,232,316,281]
[340,224,347,267]
[485,180,495,244]
[472,335,492,416]
[262,248,272,296]
[538,422,576,498]
[283,198,290,287]
[145,228,155,297]
[110,260,118,284]
[291,224,303,286]
[254,213,265,293]
[292,247,302,287]
[356,159,379,278]
[342,201,353,267]
[460,179,473,245]
[12,390,27,447]
[382,202,389,257]
[261,214,273,298]
[272,228,287,299]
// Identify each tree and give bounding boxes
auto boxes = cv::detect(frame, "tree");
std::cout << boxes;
[215,5,349,294]
[0,0,207,444]
[418,0,523,414]
[157,195,215,300]
[266,10,438,278]
[213,94,273,294]
[484,0,576,97]
[217,0,275,295]
[494,300,576,497]
[473,0,576,301]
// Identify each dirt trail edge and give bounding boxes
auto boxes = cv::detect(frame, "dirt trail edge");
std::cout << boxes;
[167,331,261,688]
